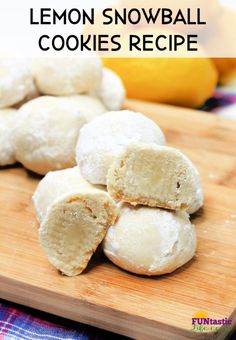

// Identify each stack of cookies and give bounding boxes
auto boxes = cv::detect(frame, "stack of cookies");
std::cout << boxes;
[0,56,202,277]
[33,109,203,277]
[0,56,125,172]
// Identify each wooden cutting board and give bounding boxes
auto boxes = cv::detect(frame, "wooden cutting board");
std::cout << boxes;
[0,99,236,340]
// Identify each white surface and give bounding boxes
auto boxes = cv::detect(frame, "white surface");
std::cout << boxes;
[0,0,235,58]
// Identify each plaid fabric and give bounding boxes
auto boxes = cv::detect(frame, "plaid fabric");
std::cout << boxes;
[200,89,236,113]
[0,300,125,340]
[1,88,236,340]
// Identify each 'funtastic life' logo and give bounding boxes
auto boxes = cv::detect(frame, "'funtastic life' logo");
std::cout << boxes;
[192,312,232,332]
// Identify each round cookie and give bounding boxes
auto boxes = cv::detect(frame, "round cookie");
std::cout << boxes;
[0,59,35,108]
[92,68,126,111]
[31,56,102,96]
[64,95,107,122]
[0,108,17,166]
[76,110,166,185]
[13,96,86,175]
[107,143,203,214]
[103,204,197,276]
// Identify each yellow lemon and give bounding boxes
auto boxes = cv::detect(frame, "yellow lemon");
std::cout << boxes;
[104,57,218,108]
[103,26,218,108]
[212,59,236,85]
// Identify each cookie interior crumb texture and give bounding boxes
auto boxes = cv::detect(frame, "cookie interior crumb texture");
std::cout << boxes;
[107,143,203,214]
[39,192,118,276]
[33,167,106,223]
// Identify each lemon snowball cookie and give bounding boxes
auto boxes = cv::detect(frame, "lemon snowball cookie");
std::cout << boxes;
[92,68,126,111]
[107,143,203,214]
[33,167,118,276]
[0,59,35,109]
[0,108,17,166]
[13,96,86,175]
[103,204,197,276]
[76,110,166,185]
[31,56,102,96]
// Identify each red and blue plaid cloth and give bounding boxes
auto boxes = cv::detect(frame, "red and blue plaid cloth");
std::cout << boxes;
[0,300,124,340]
[200,89,236,113]
[1,88,236,340]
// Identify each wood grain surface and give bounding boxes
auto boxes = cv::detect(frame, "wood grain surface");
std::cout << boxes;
[0,99,235,340]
